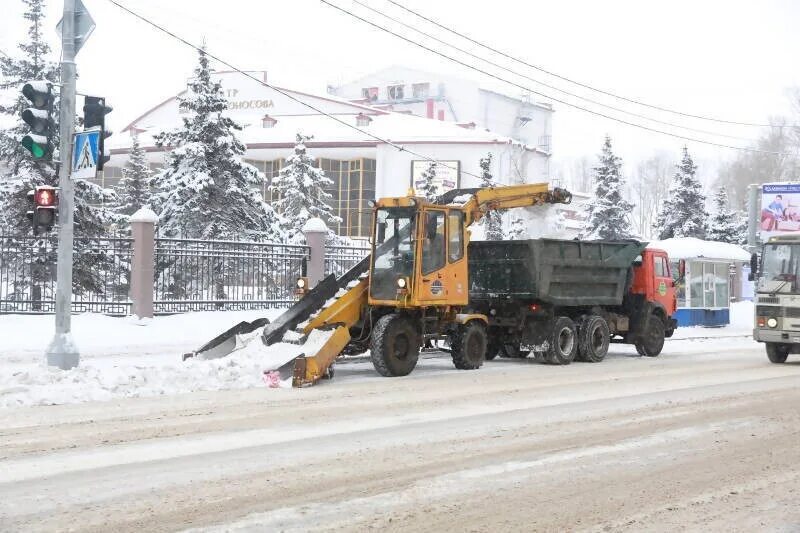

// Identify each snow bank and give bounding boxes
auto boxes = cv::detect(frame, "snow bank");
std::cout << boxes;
[648,237,750,262]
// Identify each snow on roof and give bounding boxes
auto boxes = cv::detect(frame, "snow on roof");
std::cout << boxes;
[647,237,750,262]
[110,108,520,153]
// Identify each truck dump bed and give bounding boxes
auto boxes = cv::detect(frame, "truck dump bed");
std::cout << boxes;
[468,238,647,306]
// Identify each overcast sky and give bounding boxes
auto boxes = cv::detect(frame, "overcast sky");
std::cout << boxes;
[2,0,799,176]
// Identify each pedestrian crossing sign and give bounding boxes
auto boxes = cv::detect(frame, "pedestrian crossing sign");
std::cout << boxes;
[71,127,100,180]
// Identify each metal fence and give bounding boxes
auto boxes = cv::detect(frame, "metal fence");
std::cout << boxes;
[0,234,133,315]
[153,237,310,313]
[325,242,371,278]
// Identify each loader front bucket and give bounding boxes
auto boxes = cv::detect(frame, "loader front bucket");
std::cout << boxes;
[269,325,352,387]
[182,318,269,360]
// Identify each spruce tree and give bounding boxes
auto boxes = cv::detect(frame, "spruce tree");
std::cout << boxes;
[270,133,341,240]
[654,146,708,240]
[582,136,634,239]
[707,186,740,243]
[478,153,503,240]
[115,134,152,219]
[0,0,116,296]
[152,47,281,242]
[418,161,438,201]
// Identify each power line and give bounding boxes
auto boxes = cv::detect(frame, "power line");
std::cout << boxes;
[105,0,494,182]
[385,0,774,129]
[350,0,752,143]
[322,0,793,156]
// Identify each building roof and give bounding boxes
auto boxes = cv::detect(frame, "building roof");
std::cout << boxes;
[647,237,751,262]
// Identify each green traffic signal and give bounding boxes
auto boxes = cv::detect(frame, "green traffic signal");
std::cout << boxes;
[21,134,49,159]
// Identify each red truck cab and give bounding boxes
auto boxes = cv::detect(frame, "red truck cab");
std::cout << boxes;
[631,248,681,337]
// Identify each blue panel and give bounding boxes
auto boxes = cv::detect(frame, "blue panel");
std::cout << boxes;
[674,308,730,327]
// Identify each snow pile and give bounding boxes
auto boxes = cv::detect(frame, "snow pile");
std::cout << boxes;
[730,300,754,329]
[648,237,750,262]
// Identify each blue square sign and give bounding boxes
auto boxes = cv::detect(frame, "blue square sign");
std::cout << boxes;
[72,128,100,180]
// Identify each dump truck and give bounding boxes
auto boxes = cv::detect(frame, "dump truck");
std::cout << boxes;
[469,239,681,364]
[185,183,680,386]
[750,234,800,363]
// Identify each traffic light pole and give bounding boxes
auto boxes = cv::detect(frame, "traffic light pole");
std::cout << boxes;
[46,0,80,369]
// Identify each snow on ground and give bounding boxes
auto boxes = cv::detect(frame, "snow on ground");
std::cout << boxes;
[0,301,757,409]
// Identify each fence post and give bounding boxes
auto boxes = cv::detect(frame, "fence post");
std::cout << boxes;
[303,218,327,288]
[130,208,158,318]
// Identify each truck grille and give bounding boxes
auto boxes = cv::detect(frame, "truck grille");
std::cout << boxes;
[758,296,780,304]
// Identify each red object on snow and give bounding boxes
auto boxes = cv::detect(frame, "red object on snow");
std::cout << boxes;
[263,370,281,388]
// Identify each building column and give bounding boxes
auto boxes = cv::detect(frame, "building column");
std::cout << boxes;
[303,218,328,288]
[130,208,158,319]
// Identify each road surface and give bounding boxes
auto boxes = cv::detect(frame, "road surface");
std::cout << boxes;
[3,338,800,532]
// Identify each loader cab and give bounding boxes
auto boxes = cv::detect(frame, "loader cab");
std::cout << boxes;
[369,197,469,308]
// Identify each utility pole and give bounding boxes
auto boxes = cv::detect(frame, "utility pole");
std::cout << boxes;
[46,0,79,369]
[747,183,759,252]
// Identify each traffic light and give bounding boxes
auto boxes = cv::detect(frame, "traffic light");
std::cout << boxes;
[83,95,112,170]
[21,81,55,160]
[26,185,58,235]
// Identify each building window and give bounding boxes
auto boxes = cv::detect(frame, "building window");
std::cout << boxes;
[356,113,372,127]
[245,159,284,204]
[361,87,378,101]
[387,85,404,100]
[319,158,376,238]
[262,115,277,128]
[412,82,429,99]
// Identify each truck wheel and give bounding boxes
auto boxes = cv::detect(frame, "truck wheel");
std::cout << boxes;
[485,337,502,361]
[577,315,610,363]
[635,314,665,357]
[766,343,790,364]
[450,321,487,370]
[370,314,421,377]
[546,316,577,365]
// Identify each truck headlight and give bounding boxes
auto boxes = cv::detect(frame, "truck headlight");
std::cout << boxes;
[397,277,407,288]
[767,317,778,328]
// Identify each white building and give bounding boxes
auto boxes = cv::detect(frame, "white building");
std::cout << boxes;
[104,70,553,238]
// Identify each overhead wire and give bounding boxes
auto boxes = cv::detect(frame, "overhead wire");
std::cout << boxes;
[384,0,774,128]
[104,0,493,182]
[350,0,752,143]
[321,0,793,156]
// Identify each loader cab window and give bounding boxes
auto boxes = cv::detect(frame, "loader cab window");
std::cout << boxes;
[370,207,416,300]
[422,210,446,274]
[448,211,464,262]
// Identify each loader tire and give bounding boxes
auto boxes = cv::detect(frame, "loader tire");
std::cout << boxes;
[635,314,665,357]
[370,314,420,377]
[577,315,609,363]
[766,343,789,364]
[450,321,487,370]
[546,316,577,365]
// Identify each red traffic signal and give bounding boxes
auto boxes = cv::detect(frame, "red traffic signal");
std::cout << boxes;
[34,186,57,207]
[26,186,58,235]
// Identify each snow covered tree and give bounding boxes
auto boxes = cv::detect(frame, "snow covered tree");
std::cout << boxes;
[115,134,152,219]
[654,146,708,240]
[478,153,503,240]
[0,0,117,296]
[707,186,742,243]
[508,216,526,240]
[582,136,634,239]
[152,47,282,242]
[418,161,438,201]
[270,133,341,240]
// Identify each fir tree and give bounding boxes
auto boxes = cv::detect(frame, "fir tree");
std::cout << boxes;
[478,153,503,240]
[270,133,341,240]
[707,186,741,243]
[152,47,281,242]
[0,0,116,296]
[508,216,526,240]
[418,161,438,201]
[582,136,634,239]
[115,134,152,219]
[654,146,708,240]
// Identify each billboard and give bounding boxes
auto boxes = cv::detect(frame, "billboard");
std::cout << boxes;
[761,183,800,239]
[411,160,460,197]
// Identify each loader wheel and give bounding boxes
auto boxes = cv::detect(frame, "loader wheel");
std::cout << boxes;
[577,315,609,363]
[635,314,665,357]
[450,321,487,370]
[766,343,790,364]
[546,316,577,365]
[370,314,420,377]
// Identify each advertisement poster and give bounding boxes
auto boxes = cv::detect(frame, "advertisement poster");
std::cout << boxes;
[411,160,460,197]
[761,183,800,238]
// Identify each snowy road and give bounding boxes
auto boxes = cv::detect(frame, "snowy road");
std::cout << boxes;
[3,337,800,531]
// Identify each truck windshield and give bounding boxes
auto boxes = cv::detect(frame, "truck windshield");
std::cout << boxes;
[760,243,800,294]
[370,207,416,300]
